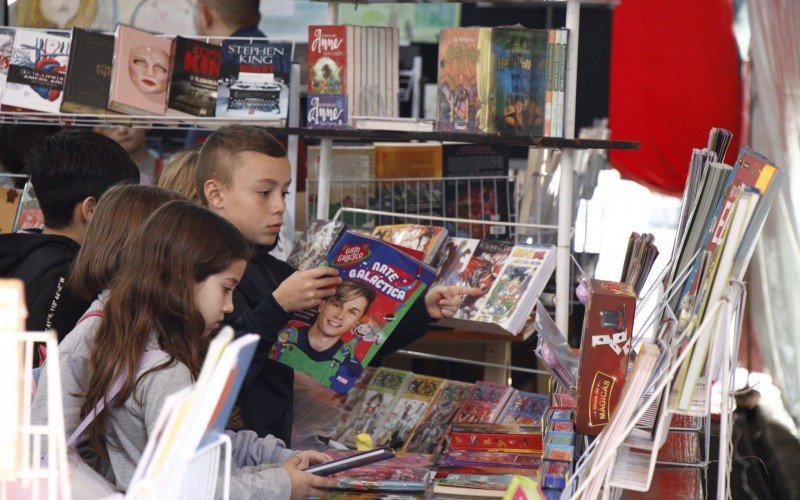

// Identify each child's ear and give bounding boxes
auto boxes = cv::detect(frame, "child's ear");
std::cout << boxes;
[80,196,97,223]
[204,179,225,210]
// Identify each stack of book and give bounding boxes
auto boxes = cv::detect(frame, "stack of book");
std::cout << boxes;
[0,26,293,123]
[306,24,399,128]
[437,27,567,137]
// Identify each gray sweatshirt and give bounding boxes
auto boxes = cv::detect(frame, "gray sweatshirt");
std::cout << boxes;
[32,294,296,499]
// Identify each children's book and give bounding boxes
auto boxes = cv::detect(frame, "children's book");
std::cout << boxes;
[335,367,413,447]
[327,451,433,491]
[307,25,349,127]
[372,374,445,447]
[453,382,515,424]
[286,219,346,271]
[370,224,449,266]
[450,240,514,320]
[108,25,174,116]
[61,28,115,114]
[434,474,514,497]
[2,28,70,113]
[403,380,473,455]
[216,38,293,122]
[497,390,550,426]
[437,27,486,132]
[270,231,435,394]
[436,237,481,286]
[168,36,220,117]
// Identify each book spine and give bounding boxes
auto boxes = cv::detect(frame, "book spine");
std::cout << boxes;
[557,29,568,137]
[544,30,555,137]
[449,431,543,453]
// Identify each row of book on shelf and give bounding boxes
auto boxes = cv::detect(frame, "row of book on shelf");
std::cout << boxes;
[0,25,293,120]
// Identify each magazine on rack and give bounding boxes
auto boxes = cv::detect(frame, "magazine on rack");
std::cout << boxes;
[270,231,436,393]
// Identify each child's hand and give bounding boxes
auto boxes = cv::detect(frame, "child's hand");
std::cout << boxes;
[282,455,337,499]
[273,267,342,313]
[424,285,484,319]
[294,449,332,466]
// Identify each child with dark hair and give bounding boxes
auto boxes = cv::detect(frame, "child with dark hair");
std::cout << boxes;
[197,124,482,444]
[0,129,140,347]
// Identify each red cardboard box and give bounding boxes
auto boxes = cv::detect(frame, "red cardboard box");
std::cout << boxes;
[575,279,636,435]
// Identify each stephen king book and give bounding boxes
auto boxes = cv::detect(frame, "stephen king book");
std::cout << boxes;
[168,36,220,117]
[216,39,293,121]
[61,28,115,114]
[108,25,174,116]
[2,28,70,113]
[269,231,435,394]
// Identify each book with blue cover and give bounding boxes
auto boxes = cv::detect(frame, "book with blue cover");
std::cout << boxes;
[270,231,436,393]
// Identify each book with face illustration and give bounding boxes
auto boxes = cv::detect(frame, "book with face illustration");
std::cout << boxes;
[108,25,174,115]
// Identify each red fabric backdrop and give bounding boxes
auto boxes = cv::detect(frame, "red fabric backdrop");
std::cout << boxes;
[608,0,742,196]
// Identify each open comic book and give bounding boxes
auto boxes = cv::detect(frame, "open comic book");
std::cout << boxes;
[271,231,436,393]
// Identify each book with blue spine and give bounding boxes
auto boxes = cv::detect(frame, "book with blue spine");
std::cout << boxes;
[492,27,533,136]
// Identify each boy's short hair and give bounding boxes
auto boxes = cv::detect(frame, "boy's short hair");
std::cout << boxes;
[195,125,286,204]
[198,0,261,30]
[26,130,140,229]
[329,280,376,312]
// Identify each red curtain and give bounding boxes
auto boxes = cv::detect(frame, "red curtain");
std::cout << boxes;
[608,0,742,196]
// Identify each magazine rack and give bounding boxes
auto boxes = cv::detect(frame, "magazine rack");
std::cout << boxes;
[0,331,70,500]
[125,433,232,500]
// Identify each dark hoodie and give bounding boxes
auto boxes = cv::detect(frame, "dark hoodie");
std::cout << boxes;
[228,243,433,445]
[0,232,90,346]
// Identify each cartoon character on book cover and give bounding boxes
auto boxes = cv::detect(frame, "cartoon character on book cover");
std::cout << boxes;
[437,28,483,132]
[436,237,479,286]
[403,381,472,454]
[374,375,444,446]
[453,240,514,320]
[3,30,69,113]
[270,232,435,393]
[493,28,533,136]
[475,264,535,326]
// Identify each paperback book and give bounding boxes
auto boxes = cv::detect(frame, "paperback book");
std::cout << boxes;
[370,224,449,266]
[328,451,433,492]
[372,374,445,447]
[217,38,293,121]
[270,232,435,393]
[434,474,514,498]
[0,28,14,99]
[437,27,485,132]
[336,367,413,447]
[168,36,220,117]
[2,28,70,113]
[449,423,543,454]
[61,28,114,114]
[496,390,550,426]
[403,380,473,455]
[108,25,173,116]
[307,25,348,127]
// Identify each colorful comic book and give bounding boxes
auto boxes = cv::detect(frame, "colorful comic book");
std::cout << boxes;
[372,374,445,447]
[270,231,435,394]
[450,240,514,320]
[435,237,481,286]
[286,219,346,271]
[2,28,70,113]
[335,367,413,447]
[453,382,515,424]
[496,390,550,426]
[327,451,433,491]
[403,380,473,455]
[370,224,449,266]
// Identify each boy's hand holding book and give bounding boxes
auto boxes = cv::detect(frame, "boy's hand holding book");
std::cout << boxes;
[425,285,484,319]
[283,454,338,499]
[273,267,342,312]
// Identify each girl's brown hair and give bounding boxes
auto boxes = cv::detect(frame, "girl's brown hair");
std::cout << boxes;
[80,200,251,459]
[70,184,184,300]
[17,0,98,29]
[158,146,201,201]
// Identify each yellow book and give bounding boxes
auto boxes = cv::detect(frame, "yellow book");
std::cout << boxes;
[374,142,443,178]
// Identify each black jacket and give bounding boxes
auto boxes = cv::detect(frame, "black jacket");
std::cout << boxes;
[228,245,433,445]
[0,232,91,345]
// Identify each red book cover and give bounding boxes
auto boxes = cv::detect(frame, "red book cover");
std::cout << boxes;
[449,431,543,453]
[453,382,515,424]
[308,25,347,95]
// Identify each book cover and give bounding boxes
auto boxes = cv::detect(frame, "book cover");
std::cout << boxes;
[328,451,432,491]
[286,219,346,272]
[0,28,17,101]
[453,382,515,424]
[308,25,347,94]
[0,188,21,234]
[13,182,43,232]
[332,367,377,440]
[497,391,550,426]
[108,25,173,116]
[2,28,70,113]
[528,29,549,137]
[270,232,435,393]
[168,36,220,117]
[403,380,473,455]
[435,474,514,493]
[372,374,445,447]
[449,429,543,454]
[307,93,347,127]
[217,39,293,120]
[336,367,413,446]
[451,240,514,320]
[442,450,541,471]
[442,143,510,239]
[492,28,534,136]
[374,142,443,179]
[436,237,481,286]
[370,224,448,266]
[61,28,114,114]
[437,27,485,132]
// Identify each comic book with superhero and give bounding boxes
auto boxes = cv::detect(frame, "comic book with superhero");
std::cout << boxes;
[2,28,70,113]
[453,381,515,424]
[372,374,445,447]
[334,367,412,448]
[496,390,550,426]
[270,231,436,394]
[403,380,473,455]
[449,240,514,320]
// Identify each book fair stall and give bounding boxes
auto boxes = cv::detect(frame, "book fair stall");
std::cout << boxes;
[0,0,797,499]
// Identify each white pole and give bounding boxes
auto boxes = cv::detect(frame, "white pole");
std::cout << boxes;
[284,62,301,254]
[317,138,333,220]
[556,0,580,336]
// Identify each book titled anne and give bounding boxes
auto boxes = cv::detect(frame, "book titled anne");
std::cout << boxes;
[270,231,436,394]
